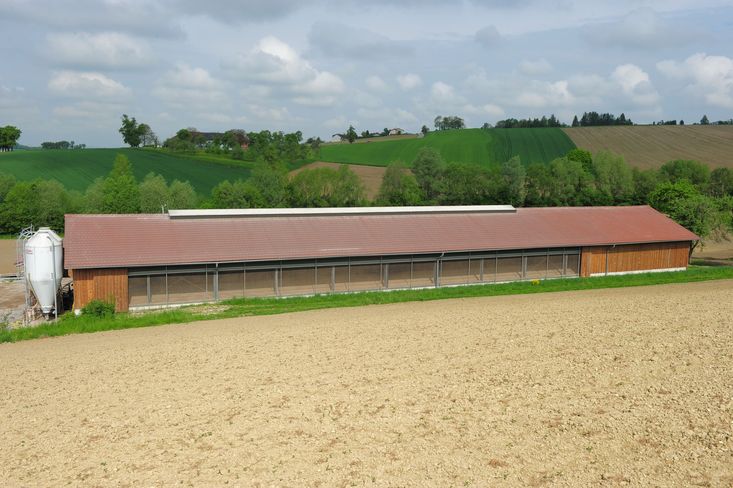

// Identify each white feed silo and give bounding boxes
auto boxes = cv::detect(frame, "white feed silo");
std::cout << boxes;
[24,228,63,315]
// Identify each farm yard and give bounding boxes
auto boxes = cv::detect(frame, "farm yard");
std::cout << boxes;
[564,125,733,169]
[0,148,253,194]
[1,280,731,486]
[319,128,575,167]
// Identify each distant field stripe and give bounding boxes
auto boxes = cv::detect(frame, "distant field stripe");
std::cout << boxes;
[0,148,252,194]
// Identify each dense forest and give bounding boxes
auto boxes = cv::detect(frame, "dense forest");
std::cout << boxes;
[1,148,731,239]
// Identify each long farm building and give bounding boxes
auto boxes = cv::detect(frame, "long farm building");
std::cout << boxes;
[63,205,698,312]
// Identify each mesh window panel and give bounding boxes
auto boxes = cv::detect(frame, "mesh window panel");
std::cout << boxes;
[280,267,315,296]
[334,266,349,292]
[482,258,496,282]
[167,272,211,303]
[525,255,548,280]
[245,269,277,297]
[219,270,245,299]
[386,263,411,289]
[547,255,564,277]
[566,254,580,277]
[496,257,522,282]
[128,276,148,307]
[441,260,469,285]
[411,261,436,288]
[468,259,482,283]
[349,264,382,291]
[150,275,167,304]
[315,267,333,294]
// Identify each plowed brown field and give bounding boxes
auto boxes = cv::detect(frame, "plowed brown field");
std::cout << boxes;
[1,280,732,486]
[564,125,733,168]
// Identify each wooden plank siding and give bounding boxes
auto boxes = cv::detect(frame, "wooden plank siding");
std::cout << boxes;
[580,242,691,277]
[72,268,129,312]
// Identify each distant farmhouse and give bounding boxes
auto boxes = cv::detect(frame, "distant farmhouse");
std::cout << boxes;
[388,128,405,135]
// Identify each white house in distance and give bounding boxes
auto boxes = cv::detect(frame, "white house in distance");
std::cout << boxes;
[388,128,405,135]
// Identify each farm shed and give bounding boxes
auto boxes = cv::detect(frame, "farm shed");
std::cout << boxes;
[63,205,698,312]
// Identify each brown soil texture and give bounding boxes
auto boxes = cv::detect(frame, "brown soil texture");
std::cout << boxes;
[0,239,18,274]
[290,161,395,200]
[695,235,733,260]
[1,281,732,486]
[564,125,733,169]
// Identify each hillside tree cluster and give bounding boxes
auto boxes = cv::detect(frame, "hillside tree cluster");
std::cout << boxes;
[434,116,466,130]
[0,126,22,152]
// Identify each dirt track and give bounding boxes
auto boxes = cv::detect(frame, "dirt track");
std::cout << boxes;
[1,281,732,486]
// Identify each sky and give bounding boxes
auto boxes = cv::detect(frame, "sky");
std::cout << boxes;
[1,0,733,147]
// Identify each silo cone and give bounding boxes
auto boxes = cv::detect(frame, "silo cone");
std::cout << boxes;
[24,228,63,315]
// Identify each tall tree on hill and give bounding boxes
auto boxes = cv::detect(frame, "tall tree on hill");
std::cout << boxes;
[345,125,357,144]
[571,115,579,127]
[377,162,422,205]
[119,114,144,148]
[101,154,140,213]
[0,125,22,151]
[500,156,527,206]
[412,147,444,203]
[700,115,710,125]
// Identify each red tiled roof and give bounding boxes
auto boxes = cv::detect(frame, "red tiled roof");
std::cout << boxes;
[63,206,698,269]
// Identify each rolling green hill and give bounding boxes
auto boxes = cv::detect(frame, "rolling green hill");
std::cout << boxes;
[0,148,254,194]
[319,128,575,167]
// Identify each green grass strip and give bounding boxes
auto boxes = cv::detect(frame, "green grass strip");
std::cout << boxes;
[2,266,731,343]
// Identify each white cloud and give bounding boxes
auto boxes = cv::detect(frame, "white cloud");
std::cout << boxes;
[48,71,130,99]
[475,25,501,47]
[365,75,388,92]
[516,80,574,108]
[430,81,460,104]
[309,21,413,59]
[482,103,505,118]
[397,73,422,91]
[584,7,701,49]
[46,32,154,69]
[224,36,344,107]
[611,64,659,106]
[519,58,552,76]
[153,63,228,110]
[657,53,733,108]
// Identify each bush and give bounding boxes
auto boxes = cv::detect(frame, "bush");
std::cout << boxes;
[81,299,115,318]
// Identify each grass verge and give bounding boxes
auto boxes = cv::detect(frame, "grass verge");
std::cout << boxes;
[2,266,732,343]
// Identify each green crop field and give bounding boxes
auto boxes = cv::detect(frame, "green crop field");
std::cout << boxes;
[0,148,254,194]
[319,128,575,167]
[490,128,576,165]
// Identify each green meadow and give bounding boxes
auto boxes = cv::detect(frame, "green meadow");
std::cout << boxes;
[0,148,255,194]
[319,128,576,167]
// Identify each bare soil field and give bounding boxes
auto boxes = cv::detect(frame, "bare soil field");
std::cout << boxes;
[564,125,733,169]
[1,280,732,486]
[290,161,396,200]
[0,239,18,275]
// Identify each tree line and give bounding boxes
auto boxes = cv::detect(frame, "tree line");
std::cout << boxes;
[41,141,86,150]
[2,150,731,239]
[0,126,22,152]
[495,115,565,129]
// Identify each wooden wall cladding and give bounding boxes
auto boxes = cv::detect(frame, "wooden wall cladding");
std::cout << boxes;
[580,242,691,277]
[72,268,129,312]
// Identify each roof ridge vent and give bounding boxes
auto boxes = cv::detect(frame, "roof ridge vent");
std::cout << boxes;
[168,205,517,219]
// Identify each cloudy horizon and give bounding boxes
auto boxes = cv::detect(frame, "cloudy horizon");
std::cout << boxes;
[1,0,732,147]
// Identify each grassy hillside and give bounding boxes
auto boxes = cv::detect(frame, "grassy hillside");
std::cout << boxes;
[563,125,733,169]
[319,128,575,167]
[0,148,254,194]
